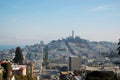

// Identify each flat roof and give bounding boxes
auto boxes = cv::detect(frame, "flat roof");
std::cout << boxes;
[70,55,78,57]
[61,71,69,74]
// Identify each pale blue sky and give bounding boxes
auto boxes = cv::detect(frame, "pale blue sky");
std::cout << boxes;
[0,0,120,45]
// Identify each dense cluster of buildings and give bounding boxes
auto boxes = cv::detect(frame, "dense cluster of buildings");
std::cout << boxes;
[0,35,119,80]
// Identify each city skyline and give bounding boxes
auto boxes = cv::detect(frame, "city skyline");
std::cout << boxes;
[0,0,120,45]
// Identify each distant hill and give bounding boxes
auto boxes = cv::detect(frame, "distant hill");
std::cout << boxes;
[66,36,117,50]
[63,36,118,58]
[46,36,118,59]
[0,36,118,59]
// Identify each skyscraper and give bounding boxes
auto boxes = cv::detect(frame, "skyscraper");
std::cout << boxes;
[69,55,81,71]
[72,30,74,38]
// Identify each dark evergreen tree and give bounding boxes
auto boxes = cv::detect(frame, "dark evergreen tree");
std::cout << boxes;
[13,47,24,64]
[118,39,120,55]
[86,71,117,80]
[1,63,11,80]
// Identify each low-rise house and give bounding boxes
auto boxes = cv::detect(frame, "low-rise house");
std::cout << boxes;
[11,65,26,76]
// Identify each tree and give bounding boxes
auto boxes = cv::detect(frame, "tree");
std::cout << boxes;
[118,39,120,55]
[86,71,117,80]
[13,47,24,64]
[15,75,35,80]
[1,63,11,80]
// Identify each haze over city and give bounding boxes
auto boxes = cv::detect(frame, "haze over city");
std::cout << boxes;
[0,0,120,46]
[1,1,120,80]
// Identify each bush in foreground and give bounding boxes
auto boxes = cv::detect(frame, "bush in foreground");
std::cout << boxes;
[86,71,117,80]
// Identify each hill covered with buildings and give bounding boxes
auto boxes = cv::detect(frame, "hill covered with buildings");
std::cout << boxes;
[0,36,119,80]
[0,36,118,65]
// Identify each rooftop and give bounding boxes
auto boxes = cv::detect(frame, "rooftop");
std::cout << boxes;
[11,65,26,71]
[69,55,78,57]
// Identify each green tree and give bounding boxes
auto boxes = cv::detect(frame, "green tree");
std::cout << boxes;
[13,47,24,64]
[1,63,11,80]
[86,71,117,80]
[118,39,120,55]
[15,75,35,80]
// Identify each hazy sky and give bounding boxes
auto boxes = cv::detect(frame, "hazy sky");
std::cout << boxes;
[0,0,120,45]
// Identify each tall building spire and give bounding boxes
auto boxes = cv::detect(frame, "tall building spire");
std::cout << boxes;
[72,30,74,38]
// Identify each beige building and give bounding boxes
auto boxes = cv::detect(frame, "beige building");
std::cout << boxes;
[81,65,119,72]
[0,65,2,80]
[69,55,81,71]
[27,62,34,77]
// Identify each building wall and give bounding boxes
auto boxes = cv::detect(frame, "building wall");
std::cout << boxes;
[22,68,26,76]
[12,65,26,76]
[0,65,2,80]
[27,62,34,77]
[12,69,26,76]
[69,56,81,71]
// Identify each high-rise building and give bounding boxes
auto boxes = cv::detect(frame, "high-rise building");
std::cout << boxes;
[72,30,74,38]
[69,55,81,71]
